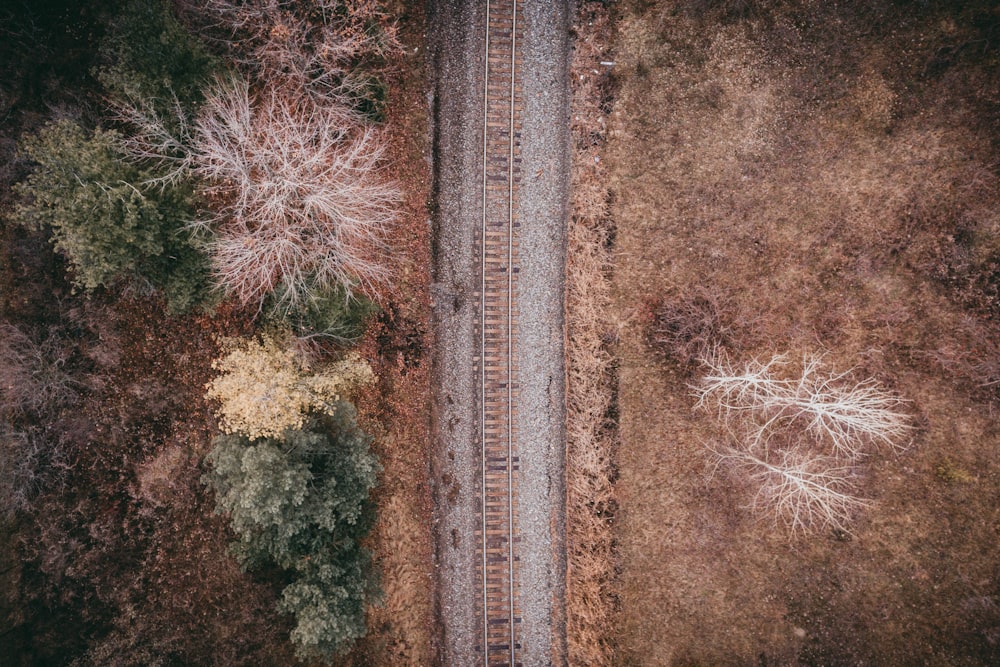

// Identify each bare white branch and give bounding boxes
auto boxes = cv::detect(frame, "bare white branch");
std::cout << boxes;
[696,350,913,535]
[715,446,871,535]
[118,73,399,310]
[695,350,912,459]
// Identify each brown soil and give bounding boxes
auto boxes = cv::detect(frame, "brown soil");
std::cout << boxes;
[605,1,1000,664]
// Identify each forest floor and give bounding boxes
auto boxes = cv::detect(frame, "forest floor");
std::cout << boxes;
[0,1,435,664]
[604,1,1000,664]
[350,0,436,663]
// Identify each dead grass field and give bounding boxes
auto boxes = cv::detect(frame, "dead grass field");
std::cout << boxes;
[605,1,1000,664]
[567,3,619,664]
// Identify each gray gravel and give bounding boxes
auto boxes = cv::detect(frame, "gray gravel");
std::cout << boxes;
[428,1,571,665]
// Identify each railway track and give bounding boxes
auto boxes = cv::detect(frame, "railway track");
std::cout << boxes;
[477,0,523,665]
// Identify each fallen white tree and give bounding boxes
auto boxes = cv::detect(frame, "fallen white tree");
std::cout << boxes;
[696,349,913,534]
[696,350,912,459]
[713,445,871,534]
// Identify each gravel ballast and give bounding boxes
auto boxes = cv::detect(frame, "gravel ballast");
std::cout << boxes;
[428,1,571,664]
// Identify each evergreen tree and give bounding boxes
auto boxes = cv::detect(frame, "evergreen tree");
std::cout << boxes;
[203,404,379,660]
[12,120,211,312]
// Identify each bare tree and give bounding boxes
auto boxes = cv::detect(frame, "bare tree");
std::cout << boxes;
[714,445,870,534]
[121,75,399,309]
[0,323,80,416]
[181,0,400,106]
[696,349,913,534]
[194,77,398,307]
[696,350,912,459]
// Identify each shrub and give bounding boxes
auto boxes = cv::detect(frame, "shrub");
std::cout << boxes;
[123,75,399,309]
[196,79,397,307]
[97,0,219,116]
[265,283,379,344]
[0,425,67,517]
[205,334,374,440]
[203,406,379,660]
[185,0,400,112]
[11,120,211,312]
[0,323,80,416]
[647,288,735,370]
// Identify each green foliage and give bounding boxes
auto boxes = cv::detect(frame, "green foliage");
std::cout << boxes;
[203,404,379,660]
[8,0,219,312]
[97,0,218,115]
[267,284,380,342]
[279,549,370,661]
[12,120,211,312]
[936,458,974,484]
[353,74,389,122]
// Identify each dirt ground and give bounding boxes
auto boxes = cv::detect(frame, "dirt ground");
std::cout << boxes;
[604,1,1000,664]
[349,1,436,663]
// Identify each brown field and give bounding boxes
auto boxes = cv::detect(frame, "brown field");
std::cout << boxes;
[604,1,1000,664]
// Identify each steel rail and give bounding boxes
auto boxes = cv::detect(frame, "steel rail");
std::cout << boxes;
[479,2,490,665]
[479,1,520,665]
[505,2,518,664]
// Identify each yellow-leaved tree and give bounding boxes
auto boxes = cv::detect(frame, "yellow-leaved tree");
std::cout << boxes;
[206,335,374,440]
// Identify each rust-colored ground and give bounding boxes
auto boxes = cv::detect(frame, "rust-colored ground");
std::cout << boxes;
[348,1,436,664]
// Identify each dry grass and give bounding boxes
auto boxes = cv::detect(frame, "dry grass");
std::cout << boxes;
[565,3,619,665]
[606,0,1000,663]
[341,3,435,662]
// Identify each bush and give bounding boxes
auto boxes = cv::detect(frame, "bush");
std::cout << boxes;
[123,75,399,309]
[644,285,762,374]
[196,77,398,307]
[186,0,400,111]
[205,334,374,440]
[0,323,81,417]
[647,288,735,370]
[11,120,212,312]
[0,425,67,517]
[265,283,379,344]
[203,406,379,660]
[97,0,219,115]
